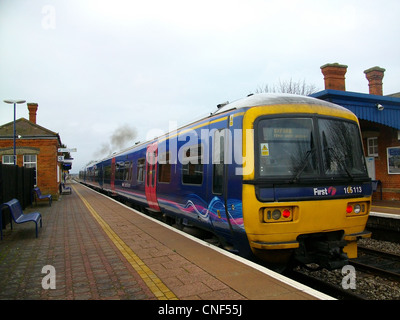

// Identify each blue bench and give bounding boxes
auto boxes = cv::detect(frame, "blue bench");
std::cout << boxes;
[33,187,52,206]
[0,199,42,240]
[61,183,72,195]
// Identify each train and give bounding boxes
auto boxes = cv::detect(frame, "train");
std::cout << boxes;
[79,93,372,271]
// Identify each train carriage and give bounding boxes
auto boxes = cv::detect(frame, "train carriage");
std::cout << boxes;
[80,93,372,270]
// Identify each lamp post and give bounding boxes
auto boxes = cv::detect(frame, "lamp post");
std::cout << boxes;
[3,100,26,165]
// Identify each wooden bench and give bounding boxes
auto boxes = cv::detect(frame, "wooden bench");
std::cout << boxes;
[33,187,52,206]
[0,199,42,240]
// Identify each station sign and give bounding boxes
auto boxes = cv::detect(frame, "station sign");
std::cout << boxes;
[58,156,74,162]
[58,148,77,152]
[63,163,72,170]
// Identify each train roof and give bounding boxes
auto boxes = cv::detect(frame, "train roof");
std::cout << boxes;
[214,93,350,114]
[83,93,353,170]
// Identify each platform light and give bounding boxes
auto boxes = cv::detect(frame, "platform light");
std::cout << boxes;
[3,100,26,165]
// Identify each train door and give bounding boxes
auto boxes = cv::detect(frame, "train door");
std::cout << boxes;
[98,164,104,188]
[208,119,233,236]
[111,157,116,193]
[145,142,161,211]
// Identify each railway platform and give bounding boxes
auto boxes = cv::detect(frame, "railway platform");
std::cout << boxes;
[371,200,400,216]
[369,199,400,243]
[0,181,331,303]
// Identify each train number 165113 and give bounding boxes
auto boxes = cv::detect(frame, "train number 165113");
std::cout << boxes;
[343,186,363,194]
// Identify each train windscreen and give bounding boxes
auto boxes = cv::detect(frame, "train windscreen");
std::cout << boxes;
[256,117,368,180]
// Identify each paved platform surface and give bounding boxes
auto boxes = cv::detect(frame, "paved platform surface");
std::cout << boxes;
[371,200,400,215]
[0,182,328,301]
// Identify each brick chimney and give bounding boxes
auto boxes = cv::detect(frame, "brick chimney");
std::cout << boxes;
[27,103,38,124]
[364,66,385,96]
[320,63,348,91]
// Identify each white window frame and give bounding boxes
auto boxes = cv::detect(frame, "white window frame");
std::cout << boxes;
[2,155,14,165]
[23,154,37,185]
[367,137,379,157]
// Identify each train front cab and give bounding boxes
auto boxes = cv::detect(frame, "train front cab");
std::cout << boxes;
[241,103,372,270]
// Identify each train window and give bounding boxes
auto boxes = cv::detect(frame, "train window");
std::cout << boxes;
[158,152,171,183]
[318,119,367,176]
[137,158,145,183]
[151,165,155,186]
[146,152,156,187]
[104,165,111,180]
[125,161,133,181]
[115,160,133,182]
[213,129,225,194]
[257,118,318,177]
[257,117,368,180]
[115,161,132,187]
[182,144,203,185]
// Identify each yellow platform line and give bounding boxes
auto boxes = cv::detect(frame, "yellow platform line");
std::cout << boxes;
[73,185,178,300]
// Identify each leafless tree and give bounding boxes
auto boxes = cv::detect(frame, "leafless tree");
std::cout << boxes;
[255,78,319,95]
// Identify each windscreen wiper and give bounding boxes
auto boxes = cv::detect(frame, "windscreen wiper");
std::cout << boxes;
[291,148,316,183]
[326,147,354,180]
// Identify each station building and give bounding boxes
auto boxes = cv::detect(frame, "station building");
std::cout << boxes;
[311,63,400,201]
[0,103,63,199]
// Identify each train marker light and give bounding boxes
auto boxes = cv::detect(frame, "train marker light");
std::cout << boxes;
[346,201,369,217]
[262,206,295,223]
[282,209,291,218]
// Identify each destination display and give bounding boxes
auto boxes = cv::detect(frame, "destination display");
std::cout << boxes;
[263,127,310,141]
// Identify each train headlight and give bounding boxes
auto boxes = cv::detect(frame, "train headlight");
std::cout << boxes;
[262,207,294,223]
[346,202,369,216]
[272,209,281,220]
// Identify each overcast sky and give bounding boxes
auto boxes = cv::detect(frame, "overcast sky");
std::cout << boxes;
[1,0,399,173]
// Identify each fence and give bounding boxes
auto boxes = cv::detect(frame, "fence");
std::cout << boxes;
[0,164,35,229]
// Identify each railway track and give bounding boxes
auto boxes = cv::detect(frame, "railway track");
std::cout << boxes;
[285,269,366,300]
[287,245,400,300]
[350,246,400,281]
[285,245,400,300]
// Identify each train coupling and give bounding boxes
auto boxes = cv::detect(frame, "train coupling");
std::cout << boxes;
[294,232,349,270]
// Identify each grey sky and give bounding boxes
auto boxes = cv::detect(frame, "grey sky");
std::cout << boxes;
[1,0,399,173]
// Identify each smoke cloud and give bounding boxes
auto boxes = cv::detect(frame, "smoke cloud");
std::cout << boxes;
[94,123,137,158]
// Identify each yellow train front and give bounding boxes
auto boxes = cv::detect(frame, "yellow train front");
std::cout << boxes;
[234,94,372,270]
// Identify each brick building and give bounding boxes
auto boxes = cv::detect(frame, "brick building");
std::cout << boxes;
[312,63,400,200]
[0,103,63,199]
